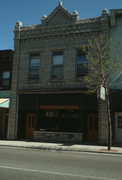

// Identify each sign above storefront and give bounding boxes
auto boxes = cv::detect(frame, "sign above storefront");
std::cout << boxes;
[97,85,106,101]
[40,105,80,110]
[0,98,10,108]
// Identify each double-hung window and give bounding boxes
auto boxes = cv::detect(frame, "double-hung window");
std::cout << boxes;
[29,54,40,79]
[2,71,10,86]
[76,50,88,77]
[52,51,64,79]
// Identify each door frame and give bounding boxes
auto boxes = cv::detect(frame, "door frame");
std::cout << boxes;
[87,114,98,143]
[115,112,122,144]
[25,113,36,139]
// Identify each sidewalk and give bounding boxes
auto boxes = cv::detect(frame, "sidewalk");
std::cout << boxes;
[0,140,122,155]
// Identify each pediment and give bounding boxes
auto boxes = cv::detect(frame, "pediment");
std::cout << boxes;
[41,2,79,26]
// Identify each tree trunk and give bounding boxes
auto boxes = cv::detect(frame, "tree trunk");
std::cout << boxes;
[106,88,112,150]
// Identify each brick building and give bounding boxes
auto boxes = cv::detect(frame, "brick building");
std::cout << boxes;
[7,2,111,143]
[0,49,13,139]
[109,9,122,144]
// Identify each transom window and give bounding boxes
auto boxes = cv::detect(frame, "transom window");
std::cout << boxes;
[29,54,40,79]
[52,51,64,79]
[2,71,10,86]
[76,50,88,77]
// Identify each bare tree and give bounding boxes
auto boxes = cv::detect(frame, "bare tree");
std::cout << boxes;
[83,34,122,150]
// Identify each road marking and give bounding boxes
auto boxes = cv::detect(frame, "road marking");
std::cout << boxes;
[0,165,116,180]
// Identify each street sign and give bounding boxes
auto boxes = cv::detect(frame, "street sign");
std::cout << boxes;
[100,85,106,100]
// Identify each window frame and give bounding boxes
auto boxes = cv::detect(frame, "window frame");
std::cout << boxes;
[28,54,40,80]
[51,51,64,80]
[2,71,10,87]
[76,49,88,78]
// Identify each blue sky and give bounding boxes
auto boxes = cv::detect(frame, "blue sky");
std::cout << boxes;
[0,0,122,50]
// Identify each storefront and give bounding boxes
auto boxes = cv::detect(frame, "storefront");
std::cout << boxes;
[39,105,80,132]
[0,98,10,139]
[18,92,98,143]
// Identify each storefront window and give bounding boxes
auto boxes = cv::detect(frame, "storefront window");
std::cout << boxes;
[39,109,81,133]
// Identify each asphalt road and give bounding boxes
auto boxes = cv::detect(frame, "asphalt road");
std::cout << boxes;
[0,147,121,180]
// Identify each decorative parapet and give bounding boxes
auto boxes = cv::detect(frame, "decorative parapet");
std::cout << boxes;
[110,10,116,27]
[14,21,23,30]
[13,4,109,40]
[58,1,63,6]
[102,9,108,16]
[14,21,23,39]
[41,1,80,25]
[14,17,103,41]
[110,9,122,27]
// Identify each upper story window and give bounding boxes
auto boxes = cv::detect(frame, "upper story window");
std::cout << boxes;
[29,54,40,79]
[2,71,10,86]
[52,51,64,79]
[76,50,88,77]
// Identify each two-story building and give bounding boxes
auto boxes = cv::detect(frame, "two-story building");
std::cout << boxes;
[0,49,13,139]
[7,2,111,144]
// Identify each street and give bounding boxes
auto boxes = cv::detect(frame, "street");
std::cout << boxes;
[0,147,121,180]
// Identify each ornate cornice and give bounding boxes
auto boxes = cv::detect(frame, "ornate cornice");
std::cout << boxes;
[19,16,102,31]
[18,30,104,43]
[14,3,109,40]
[15,18,105,41]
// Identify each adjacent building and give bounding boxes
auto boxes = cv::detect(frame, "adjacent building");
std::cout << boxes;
[109,9,122,144]
[0,49,13,139]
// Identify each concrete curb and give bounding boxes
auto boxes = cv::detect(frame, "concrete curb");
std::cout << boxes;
[0,144,122,155]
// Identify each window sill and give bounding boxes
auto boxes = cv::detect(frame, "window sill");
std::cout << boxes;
[49,79,65,82]
[75,77,83,81]
[0,87,11,90]
[27,78,40,83]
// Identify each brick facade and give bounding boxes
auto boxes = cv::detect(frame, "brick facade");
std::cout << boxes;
[8,2,109,143]
[0,50,13,91]
[0,49,13,139]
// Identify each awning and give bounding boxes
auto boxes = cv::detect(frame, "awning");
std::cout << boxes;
[0,98,10,108]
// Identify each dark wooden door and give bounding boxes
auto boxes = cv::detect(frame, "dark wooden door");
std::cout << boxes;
[87,114,98,143]
[26,114,36,139]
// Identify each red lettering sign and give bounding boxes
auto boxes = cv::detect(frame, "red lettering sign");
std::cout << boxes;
[40,105,79,110]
